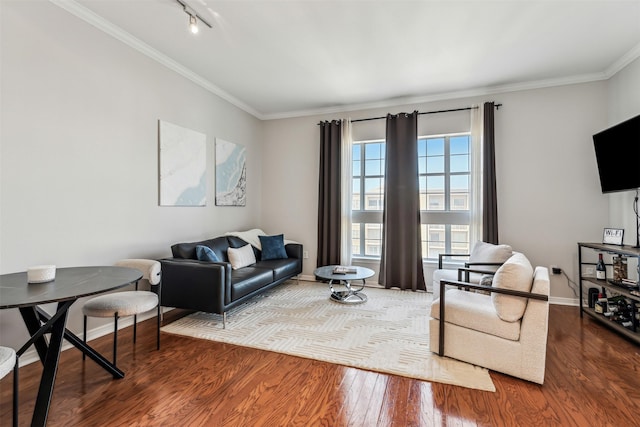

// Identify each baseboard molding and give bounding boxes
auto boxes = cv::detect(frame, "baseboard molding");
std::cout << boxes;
[549,296,580,306]
[18,307,172,368]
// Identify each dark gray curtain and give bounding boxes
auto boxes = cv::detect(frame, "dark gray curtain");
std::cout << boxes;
[483,102,499,244]
[317,120,342,268]
[379,112,426,291]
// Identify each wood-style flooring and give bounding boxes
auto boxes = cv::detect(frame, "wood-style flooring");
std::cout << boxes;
[1,304,639,426]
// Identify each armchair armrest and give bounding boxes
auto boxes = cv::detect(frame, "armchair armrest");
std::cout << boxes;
[438,253,471,269]
[437,278,548,356]
[456,266,499,282]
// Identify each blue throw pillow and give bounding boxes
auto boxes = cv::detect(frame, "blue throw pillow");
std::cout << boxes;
[259,234,288,261]
[196,245,220,262]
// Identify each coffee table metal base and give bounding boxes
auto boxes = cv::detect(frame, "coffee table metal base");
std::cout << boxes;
[329,280,367,305]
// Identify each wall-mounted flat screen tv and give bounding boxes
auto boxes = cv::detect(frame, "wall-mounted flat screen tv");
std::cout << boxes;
[592,114,640,193]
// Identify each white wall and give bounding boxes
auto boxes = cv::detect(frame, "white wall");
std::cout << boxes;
[262,82,610,302]
[606,57,640,248]
[0,1,263,350]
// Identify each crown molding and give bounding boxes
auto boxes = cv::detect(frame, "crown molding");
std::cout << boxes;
[262,72,609,120]
[49,0,265,120]
[605,41,640,78]
[48,0,639,123]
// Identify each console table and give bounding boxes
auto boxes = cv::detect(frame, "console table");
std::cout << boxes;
[578,243,640,345]
[0,266,142,426]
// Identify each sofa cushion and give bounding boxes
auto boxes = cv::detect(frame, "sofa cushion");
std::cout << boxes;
[469,241,513,265]
[196,245,220,262]
[255,259,300,281]
[431,290,521,341]
[230,267,274,300]
[491,252,534,322]
[228,244,257,270]
[259,234,288,260]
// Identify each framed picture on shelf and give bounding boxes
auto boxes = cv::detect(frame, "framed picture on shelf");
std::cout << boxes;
[603,228,624,245]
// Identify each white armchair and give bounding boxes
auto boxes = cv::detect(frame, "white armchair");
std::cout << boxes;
[429,253,550,384]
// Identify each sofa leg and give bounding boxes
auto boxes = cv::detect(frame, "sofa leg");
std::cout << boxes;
[222,312,226,329]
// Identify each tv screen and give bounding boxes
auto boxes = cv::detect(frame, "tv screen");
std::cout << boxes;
[592,114,640,193]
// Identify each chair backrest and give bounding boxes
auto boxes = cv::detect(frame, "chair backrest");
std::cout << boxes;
[114,259,161,285]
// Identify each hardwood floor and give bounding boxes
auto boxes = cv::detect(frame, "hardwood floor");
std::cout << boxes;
[1,304,639,426]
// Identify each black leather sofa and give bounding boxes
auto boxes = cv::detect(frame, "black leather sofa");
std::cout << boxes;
[160,235,302,327]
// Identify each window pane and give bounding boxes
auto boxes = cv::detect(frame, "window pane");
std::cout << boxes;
[423,224,445,259]
[418,157,427,175]
[353,160,361,176]
[353,144,361,159]
[450,154,469,173]
[450,136,469,155]
[427,138,444,156]
[364,224,382,256]
[450,175,469,211]
[427,156,444,173]
[365,159,383,176]
[418,139,427,156]
[427,176,444,191]
[365,143,383,159]
[364,178,384,211]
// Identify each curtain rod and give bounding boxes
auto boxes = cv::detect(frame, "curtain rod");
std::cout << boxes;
[318,103,502,125]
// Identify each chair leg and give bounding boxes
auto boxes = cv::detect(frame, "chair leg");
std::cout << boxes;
[133,314,137,344]
[13,358,18,427]
[156,305,161,350]
[222,312,226,329]
[83,315,87,361]
[113,314,118,366]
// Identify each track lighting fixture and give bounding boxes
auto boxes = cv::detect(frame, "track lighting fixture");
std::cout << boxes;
[176,0,213,34]
[189,14,198,34]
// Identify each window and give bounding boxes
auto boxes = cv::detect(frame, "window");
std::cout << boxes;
[351,134,472,260]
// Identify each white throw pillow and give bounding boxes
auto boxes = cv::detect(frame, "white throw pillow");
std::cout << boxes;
[469,241,513,265]
[227,244,257,270]
[491,252,534,322]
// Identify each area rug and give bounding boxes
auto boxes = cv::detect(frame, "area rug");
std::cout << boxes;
[161,281,495,391]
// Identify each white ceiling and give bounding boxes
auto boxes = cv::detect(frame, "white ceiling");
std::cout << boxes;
[58,0,640,119]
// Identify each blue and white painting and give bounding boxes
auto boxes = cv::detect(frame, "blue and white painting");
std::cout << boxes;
[215,138,246,206]
[159,120,207,206]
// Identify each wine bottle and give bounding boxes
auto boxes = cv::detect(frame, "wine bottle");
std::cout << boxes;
[596,253,606,280]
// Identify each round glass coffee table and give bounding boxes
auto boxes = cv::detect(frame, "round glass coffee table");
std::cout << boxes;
[314,265,375,304]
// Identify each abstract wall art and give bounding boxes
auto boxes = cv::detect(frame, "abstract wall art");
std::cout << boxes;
[158,120,207,206]
[215,138,246,206]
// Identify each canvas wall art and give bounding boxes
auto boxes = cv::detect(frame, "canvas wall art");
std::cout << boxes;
[158,120,207,206]
[215,138,246,206]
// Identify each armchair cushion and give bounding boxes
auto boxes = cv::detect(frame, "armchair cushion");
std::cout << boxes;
[469,241,513,265]
[430,289,521,341]
[491,252,534,322]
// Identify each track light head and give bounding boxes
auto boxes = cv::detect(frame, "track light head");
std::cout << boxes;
[189,14,198,34]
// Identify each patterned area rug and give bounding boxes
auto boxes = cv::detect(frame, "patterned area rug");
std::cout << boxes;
[161,280,495,391]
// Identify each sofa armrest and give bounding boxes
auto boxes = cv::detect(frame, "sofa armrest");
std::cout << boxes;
[159,258,232,314]
[285,243,303,259]
[437,278,548,356]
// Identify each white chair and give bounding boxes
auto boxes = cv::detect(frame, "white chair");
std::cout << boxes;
[83,259,161,365]
[430,254,550,384]
[0,346,17,426]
